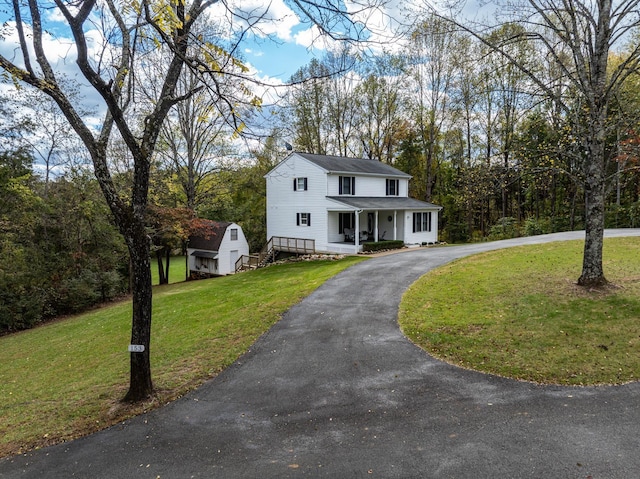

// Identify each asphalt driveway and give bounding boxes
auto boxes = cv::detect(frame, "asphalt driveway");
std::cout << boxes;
[2,230,640,478]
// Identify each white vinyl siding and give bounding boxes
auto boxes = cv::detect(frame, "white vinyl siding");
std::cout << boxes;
[404,211,439,245]
[329,175,409,197]
[266,155,327,248]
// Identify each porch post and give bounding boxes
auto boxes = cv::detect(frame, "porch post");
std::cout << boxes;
[374,210,379,241]
[355,209,360,251]
[393,211,397,240]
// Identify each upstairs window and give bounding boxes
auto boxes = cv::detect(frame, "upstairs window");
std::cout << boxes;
[339,176,355,195]
[386,179,399,196]
[293,177,308,191]
[413,212,432,233]
[230,228,238,241]
[296,213,311,226]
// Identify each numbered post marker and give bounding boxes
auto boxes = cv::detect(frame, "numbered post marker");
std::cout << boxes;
[128,344,145,353]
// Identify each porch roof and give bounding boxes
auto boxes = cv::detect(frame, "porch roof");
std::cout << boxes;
[326,196,442,210]
[191,250,219,259]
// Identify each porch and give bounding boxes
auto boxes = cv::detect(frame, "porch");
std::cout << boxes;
[326,207,405,254]
[325,196,440,254]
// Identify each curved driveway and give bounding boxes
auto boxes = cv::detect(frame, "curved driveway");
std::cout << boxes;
[3,230,640,478]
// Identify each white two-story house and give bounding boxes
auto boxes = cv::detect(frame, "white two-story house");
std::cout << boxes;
[265,152,442,254]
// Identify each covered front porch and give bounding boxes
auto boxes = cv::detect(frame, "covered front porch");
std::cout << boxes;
[324,196,441,254]
[327,208,405,254]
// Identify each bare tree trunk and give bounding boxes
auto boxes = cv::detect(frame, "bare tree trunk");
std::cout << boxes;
[165,249,170,284]
[123,227,153,402]
[156,250,166,285]
[578,131,607,286]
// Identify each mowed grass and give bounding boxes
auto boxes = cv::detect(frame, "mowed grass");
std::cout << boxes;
[400,237,640,385]
[0,256,364,458]
[151,256,187,285]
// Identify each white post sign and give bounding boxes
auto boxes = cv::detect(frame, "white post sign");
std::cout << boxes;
[128,344,145,353]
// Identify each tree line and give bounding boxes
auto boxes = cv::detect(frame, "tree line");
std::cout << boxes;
[0,151,128,332]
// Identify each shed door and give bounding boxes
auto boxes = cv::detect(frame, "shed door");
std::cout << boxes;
[230,250,239,273]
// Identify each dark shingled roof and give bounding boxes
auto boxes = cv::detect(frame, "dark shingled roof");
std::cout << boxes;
[326,196,442,210]
[188,220,232,251]
[296,153,411,178]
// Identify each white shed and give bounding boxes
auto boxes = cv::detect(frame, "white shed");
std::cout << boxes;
[187,221,249,276]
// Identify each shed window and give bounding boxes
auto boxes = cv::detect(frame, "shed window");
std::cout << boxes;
[230,228,238,240]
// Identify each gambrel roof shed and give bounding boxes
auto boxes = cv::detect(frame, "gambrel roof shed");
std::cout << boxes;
[188,221,232,252]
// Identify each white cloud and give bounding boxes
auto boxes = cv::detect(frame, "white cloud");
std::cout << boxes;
[245,48,264,57]
[243,61,287,105]
[209,0,301,42]
[294,25,323,49]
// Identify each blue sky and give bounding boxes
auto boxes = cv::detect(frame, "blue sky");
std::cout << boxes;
[244,41,319,82]
[209,0,407,82]
[0,0,371,100]
[0,0,407,154]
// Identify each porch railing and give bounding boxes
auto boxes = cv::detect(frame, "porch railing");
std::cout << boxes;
[235,236,316,273]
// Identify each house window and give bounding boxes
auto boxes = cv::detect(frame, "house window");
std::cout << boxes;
[296,213,311,226]
[293,177,308,191]
[230,228,238,241]
[339,176,355,195]
[386,179,399,196]
[339,212,355,232]
[413,212,432,233]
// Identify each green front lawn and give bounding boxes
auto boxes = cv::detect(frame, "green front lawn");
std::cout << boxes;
[0,256,364,457]
[5,236,640,459]
[400,237,640,385]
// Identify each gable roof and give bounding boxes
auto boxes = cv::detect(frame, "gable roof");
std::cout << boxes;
[188,220,232,251]
[294,153,412,178]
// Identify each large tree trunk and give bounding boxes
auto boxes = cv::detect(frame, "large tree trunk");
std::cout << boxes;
[123,225,153,402]
[578,129,607,287]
